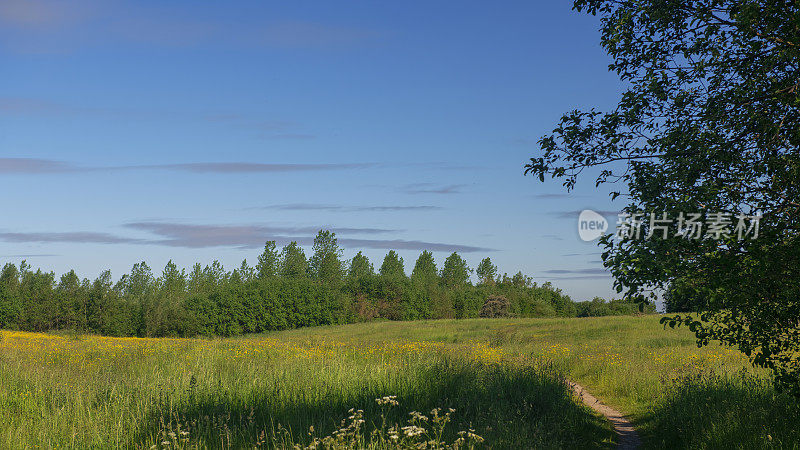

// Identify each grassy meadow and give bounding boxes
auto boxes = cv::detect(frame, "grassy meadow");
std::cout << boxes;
[1,316,798,449]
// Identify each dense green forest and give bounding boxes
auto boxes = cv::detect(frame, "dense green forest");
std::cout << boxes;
[0,231,651,337]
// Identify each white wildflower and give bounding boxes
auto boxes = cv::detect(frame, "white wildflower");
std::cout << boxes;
[402,425,426,437]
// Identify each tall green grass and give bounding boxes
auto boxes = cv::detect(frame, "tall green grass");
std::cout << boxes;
[274,317,800,448]
[0,329,613,449]
[1,316,798,448]
[644,371,800,449]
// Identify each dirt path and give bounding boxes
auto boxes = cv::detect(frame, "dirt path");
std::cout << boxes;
[570,381,641,449]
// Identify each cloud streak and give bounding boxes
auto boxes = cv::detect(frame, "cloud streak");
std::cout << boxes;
[0,158,77,174]
[125,222,489,252]
[536,275,611,280]
[249,21,381,49]
[0,97,73,114]
[0,231,142,245]
[401,183,467,195]
[532,193,581,199]
[0,158,476,177]
[0,0,382,53]
[541,268,608,275]
[0,0,95,28]
[533,268,611,280]
[551,210,620,219]
[124,222,395,249]
[0,158,375,175]
[136,162,374,174]
[337,238,491,253]
[0,97,316,139]
[0,221,491,253]
[258,204,444,212]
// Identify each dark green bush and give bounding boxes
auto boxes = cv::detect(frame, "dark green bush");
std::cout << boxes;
[479,295,511,318]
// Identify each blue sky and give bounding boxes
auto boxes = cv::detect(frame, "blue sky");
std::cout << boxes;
[0,0,627,301]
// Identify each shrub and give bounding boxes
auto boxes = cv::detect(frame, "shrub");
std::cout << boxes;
[353,295,379,321]
[479,295,511,318]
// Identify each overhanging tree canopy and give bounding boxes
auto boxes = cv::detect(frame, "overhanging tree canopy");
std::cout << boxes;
[526,0,800,394]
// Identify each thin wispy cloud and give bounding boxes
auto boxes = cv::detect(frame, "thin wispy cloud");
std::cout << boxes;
[201,114,316,139]
[258,204,443,212]
[551,209,620,219]
[0,158,480,177]
[533,268,611,280]
[131,222,491,252]
[0,0,107,53]
[0,96,313,138]
[542,268,608,275]
[0,158,481,177]
[402,183,467,195]
[0,231,142,245]
[0,97,73,115]
[0,158,76,174]
[395,162,482,171]
[0,0,96,28]
[251,121,294,131]
[202,115,293,130]
[124,222,396,249]
[265,133,317,140]
[0,223,389,249]
[113,18,380,50]
[111,15,218,48]
[0,158,375,175]
[536,275,611,280]
[562,251,604,257]
[125,223,297,249]
[337,238,492,253]
[0,0,382,53]
[533,193,582,199]
[0,221,489,253]
[0,254,58,258]
[250,21,381,49]
[137,162,374,174]
[127,222,488,252]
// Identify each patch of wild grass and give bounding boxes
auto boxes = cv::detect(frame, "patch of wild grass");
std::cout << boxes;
[140,358,612,448]
[0,330,613,449]
[641,370,800,449]
[2,317,795,448]
[273,317,794,448]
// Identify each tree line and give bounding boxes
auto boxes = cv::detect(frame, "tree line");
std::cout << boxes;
[0,230,648,337]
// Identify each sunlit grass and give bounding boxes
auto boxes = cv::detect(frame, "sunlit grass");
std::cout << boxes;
[263,316,799,448]
[0,327,613,449]
[1,317,797,448]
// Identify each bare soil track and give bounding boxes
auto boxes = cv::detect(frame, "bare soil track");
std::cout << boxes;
[570,381,641,449]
